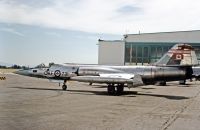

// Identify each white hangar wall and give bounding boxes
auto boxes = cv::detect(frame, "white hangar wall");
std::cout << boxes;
[98,40,125,65]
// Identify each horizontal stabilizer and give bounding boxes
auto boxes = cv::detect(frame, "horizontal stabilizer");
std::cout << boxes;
[128,75,144,88]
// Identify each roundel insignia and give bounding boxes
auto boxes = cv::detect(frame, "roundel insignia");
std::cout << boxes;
[44,71,48,75]
[54,70,61,77]
[175,54,183,60]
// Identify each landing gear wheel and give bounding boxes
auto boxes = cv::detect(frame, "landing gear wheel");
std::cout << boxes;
[62,85,67,90]
[107,85,115,95]
[116,84,124,95]
[62,79,67,90]
[159,81,166,86]
[179,80,186,85]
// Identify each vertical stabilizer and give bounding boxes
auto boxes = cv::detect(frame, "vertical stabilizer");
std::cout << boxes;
[155,44,198,66]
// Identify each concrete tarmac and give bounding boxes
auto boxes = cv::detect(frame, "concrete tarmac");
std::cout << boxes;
[1,74,200,130]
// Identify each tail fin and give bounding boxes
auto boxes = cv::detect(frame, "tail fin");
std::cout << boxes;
[155,44,198,66]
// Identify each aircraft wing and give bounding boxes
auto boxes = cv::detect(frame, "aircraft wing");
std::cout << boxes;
[71,73,144,88]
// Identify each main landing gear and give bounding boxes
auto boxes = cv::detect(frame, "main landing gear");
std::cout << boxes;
[61,80,124,96]
[158,81,166,86]
[179,80,186,85]
[62,79,67,90]
[107,84,124,95]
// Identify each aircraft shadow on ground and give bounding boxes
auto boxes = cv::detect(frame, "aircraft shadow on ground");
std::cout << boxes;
[11,86,190,100]
[141,87,156,90]
[11,86,63,91]
[132,93,190,100]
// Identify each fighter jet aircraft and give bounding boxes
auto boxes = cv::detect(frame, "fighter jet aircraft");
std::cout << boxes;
[15,44,198,95]
[41,44,198,95]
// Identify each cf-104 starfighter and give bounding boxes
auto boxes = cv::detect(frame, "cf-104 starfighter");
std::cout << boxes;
[16,44,198,95]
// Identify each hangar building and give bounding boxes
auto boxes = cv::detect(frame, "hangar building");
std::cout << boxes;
[98,30,200,65]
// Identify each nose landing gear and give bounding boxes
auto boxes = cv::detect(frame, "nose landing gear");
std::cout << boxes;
[62,79,67,90]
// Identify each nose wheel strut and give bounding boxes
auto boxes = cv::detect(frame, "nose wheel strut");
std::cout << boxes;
[62,79,67,90]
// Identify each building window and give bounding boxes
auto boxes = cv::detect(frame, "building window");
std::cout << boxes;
[131,46,136,64]
[157,46,162,58]
[143,58,149,63]
[163,46,169,54]
[132,46,136,57]
[150,46,156,58]
[125,44,131,63]
[137,58,142,63]
[137,46,142,57]
[194,47,200,60]
[143,47,149,57]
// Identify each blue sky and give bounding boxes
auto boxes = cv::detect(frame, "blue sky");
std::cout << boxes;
[0,23,120,66]
[1,0,200,66]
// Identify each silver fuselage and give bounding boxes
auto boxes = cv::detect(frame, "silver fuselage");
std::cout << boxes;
[47,64,191,84]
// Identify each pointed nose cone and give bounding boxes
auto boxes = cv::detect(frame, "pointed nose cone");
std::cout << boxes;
[14,68,48,78]
[14,69,31,76]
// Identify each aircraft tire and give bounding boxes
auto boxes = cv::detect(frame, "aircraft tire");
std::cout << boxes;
[116,85,124,95]
[159,81,166,86]
[179,80,186,85]
[107,85,115,95]
[62,85,67,90]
